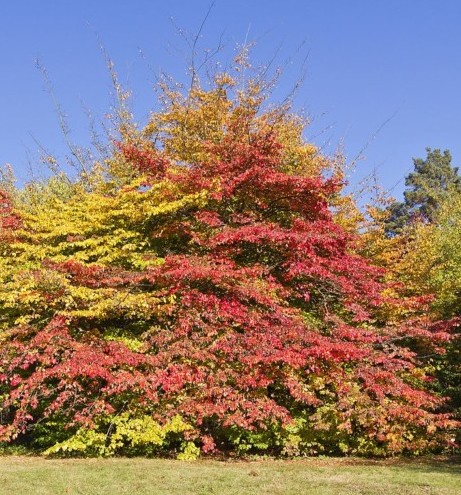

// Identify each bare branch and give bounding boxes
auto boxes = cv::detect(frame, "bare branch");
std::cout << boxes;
[35,58,91,178]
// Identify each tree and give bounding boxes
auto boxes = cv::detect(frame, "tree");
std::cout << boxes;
[365,186,461,446]
[397,192,461,425]
[385,148,461,235]
[0,62,456,458]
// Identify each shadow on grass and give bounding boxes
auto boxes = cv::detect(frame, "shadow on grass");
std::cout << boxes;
[390,456,461,475]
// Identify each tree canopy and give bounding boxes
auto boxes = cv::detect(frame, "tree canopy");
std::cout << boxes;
[0,62,458,458]
[385,148,461,236]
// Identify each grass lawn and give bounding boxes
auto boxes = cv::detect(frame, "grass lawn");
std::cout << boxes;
[0,456,459,495]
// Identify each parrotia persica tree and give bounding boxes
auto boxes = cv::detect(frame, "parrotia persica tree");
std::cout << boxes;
[380,191,461,432]
[0,60,456,458]
[358,151,461,447]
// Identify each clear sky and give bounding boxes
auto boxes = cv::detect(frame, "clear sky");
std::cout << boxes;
[1,0,460,200]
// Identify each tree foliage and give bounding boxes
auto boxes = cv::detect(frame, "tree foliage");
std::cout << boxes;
[0,62,457,458]
[385,148,461,236]
[382,192,461,426]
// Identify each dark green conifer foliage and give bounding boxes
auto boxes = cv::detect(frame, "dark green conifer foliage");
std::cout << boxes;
[385,148,461,235]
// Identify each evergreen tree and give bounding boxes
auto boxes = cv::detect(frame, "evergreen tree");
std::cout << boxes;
[385,148,461,235]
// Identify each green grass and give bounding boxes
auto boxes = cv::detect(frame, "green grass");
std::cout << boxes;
[0,456,459,495]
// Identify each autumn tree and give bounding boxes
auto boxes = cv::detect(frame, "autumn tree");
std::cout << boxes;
[0,58,456,458]
[387,192,461,428]
[361,171,461,447]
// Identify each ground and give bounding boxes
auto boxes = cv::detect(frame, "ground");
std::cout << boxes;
[0,456,459,494]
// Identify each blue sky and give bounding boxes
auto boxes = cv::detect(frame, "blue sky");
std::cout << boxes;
[1,0,460,200]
